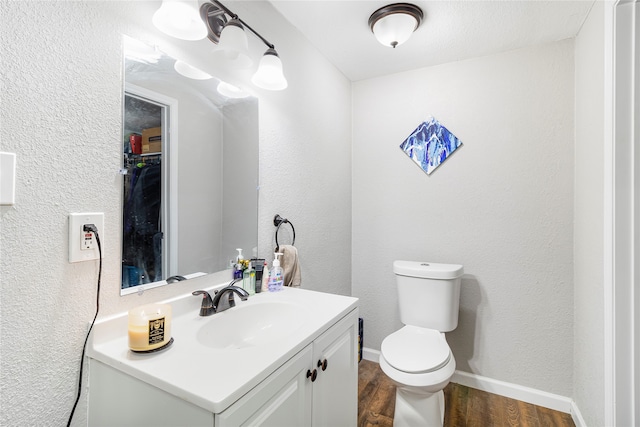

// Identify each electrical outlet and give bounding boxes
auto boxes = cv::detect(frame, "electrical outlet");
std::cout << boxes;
[69,212,104,263]
[81,228,97,250]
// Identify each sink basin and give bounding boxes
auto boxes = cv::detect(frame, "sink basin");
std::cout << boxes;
[196,301,306,350]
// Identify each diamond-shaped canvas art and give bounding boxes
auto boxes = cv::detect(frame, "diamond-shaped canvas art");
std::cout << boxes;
[400,117,463,175]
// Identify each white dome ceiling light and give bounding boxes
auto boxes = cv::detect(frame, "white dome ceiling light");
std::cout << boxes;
[368,3,424,48]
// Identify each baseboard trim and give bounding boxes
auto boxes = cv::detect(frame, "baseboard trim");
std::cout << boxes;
[451,370,573,414]
[362,346,579,419]
[362,347,380,363]
[570,400,587,427]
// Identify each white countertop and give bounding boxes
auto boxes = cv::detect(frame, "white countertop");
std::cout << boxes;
[88,286,358,414]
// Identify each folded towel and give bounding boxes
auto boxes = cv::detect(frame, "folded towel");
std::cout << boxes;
[278,245,301,287]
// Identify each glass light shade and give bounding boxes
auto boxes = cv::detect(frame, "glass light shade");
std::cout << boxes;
[174,60,212,80]
[152,0,207,41]
[372,12,418,48]
[217,81,250,99]
[216,19,253,69]
[251,49,288,91]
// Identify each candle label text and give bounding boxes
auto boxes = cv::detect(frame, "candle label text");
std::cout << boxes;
[148,317,166,345]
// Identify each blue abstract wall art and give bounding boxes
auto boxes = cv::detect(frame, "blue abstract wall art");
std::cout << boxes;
[399,116,463,175]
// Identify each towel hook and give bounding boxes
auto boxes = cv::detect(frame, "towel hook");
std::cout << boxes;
[274,214,296,252]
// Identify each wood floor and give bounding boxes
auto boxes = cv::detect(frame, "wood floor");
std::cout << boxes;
[358,359,576,427]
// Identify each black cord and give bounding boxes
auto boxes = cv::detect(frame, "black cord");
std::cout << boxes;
[67,225,102,427]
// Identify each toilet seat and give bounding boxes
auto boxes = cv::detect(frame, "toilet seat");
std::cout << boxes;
[381,326,451,374]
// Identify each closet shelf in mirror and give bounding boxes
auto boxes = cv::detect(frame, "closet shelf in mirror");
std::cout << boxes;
[123,153,161,169]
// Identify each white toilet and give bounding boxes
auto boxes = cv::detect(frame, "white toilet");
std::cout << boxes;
[379,260,464,427]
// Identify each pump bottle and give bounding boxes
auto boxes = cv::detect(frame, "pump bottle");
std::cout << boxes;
[268,253,284,292]
[243,261,256,295]
[234,248,244,279]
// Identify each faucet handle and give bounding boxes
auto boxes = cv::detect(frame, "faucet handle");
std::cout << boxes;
[192,290,215,316]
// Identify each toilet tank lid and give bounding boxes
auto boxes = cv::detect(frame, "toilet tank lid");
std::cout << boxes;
[393,261,464,279]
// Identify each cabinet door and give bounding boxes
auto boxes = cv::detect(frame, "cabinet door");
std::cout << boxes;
[311,309,359,427]
[216,345,313,427]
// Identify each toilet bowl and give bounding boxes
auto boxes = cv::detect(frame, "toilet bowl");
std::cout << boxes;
[379,326,456,426]
[380,261,463,427]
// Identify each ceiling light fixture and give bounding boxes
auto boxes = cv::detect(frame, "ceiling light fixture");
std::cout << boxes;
[199,1,288,91]
[368,3,423,48]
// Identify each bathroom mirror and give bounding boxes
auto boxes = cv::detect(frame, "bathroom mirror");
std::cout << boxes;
[121,37,258,295]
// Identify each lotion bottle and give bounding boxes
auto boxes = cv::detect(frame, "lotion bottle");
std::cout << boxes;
[243,261,256,295]
[268,253,284,292]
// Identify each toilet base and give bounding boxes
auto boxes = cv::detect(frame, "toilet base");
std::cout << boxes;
[393,387,445,427]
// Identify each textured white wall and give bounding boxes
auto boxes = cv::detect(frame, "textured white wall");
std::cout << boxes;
[0,1,351,425]
[1,3,123,425]
[352,41,575,396]
[249,0,353,297]
[573,2,605,425]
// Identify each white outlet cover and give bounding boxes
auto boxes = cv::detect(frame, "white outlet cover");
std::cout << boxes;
[69,212,104,263]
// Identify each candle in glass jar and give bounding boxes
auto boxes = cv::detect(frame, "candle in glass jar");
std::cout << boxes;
[128,303,172,351]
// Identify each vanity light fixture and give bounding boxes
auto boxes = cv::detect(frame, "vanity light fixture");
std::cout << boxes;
[200,1,288,91]
[368,3,423,48]
[153,0,207,41]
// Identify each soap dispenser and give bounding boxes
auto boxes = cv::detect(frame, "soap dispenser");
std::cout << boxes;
[268,253,284,292]
[234,248,244,279]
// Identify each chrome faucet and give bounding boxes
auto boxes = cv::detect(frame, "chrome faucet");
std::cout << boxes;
[192,279,249,316]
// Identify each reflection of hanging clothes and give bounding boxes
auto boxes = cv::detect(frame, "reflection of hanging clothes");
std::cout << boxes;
[123,166,142,234]
[123,163,162,284]
[132,164,161,234]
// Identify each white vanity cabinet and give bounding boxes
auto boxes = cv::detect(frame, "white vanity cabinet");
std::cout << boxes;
[88,287,359,427]
[217,309,358,427]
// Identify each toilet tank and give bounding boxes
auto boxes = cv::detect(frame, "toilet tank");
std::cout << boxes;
[393,261,464,332]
